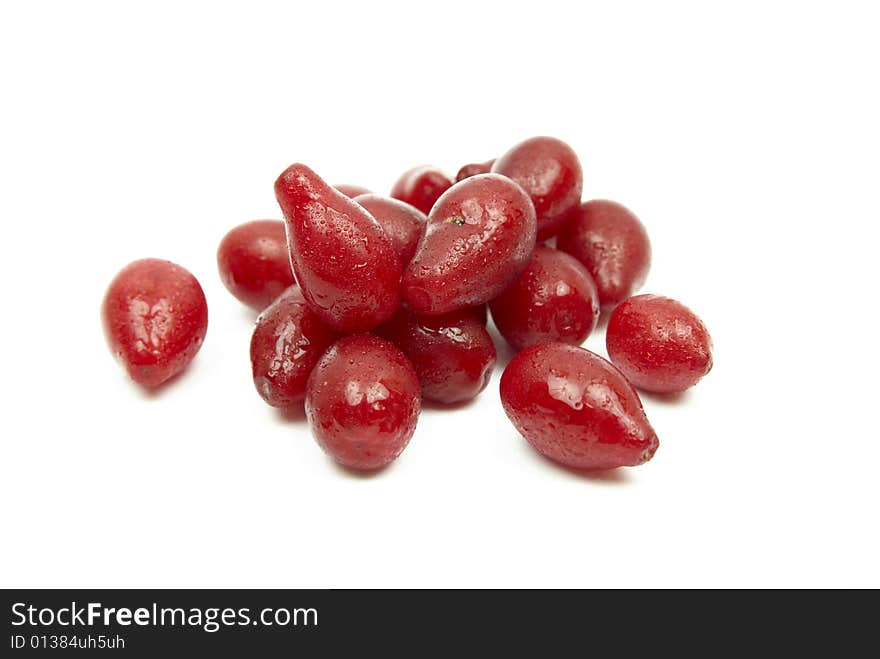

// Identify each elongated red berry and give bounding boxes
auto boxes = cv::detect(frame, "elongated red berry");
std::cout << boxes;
[606,294,713,394]
[456,159,495,182]
[557,200,651,309]
[492,137,583,240]
[250,285,338,407]
[217,219,294,311]
[500,343,659,470]
[490,246,600,351]
[354,194,427,265]
[377,308,496,404]
[102,258,208,388]
[402,174,537,315]
[275,163,402,333]
[390,166,452,215]
[306,334,420,471]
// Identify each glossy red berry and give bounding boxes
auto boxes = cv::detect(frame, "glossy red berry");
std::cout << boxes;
[402,174,537,315]
[500,343,659,470]
[377,308,496,405]
[490,246,600,352]
[101,258,208,388]
[557,200,651,309]
[390,166,453,215]
[306,334,420,471]
[492,136,583,240]
[275,163,402,333]
[216,219,294,311]
[250,285,338,407]
[606,294,713,394]
[353,194,427,265]
[335,184,372,198]
[455,159,495,182]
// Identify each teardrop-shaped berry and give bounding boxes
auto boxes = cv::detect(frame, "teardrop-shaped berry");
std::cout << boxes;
[275,164,402,333]
[101,258,208,388]
[402,174,537,315]
[500,343,659,470]
[606,294,713,394]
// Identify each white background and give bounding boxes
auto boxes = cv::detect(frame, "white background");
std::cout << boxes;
[2,1,878,588]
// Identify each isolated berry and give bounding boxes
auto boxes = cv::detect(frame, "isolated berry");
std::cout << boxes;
[492,136,583,240]
[377,308,496,404]
[390,166,453,215]
[101,258,208,388]
[606,294,713,394]
[557,200,651,309]
[456,159,495,182]
[335,184,372,198]
[250,286,338,407]
[306,335,420,471]
[490,247,600,351]
[402,174,537,315]
[353,194,427,265]
[217,219,294,311]
[500,343,659,470]
[275,163,402,333]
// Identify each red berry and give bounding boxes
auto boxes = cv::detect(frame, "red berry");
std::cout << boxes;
[455,159,495,182]
[101,258,208,388]
[402,174,537,315]
[390,166,453,215]
[606,294,713,394]
[275,163,402,333]
[306,334,420,471]
[250,285,338,407]
[216,219,295,311]
[492,136,583,240]
[500,343,659,470]
[353,194,427,265]
[377,308,496,405]
[490,246,600,352]
[557,200,651,309]
[335,183,372,198]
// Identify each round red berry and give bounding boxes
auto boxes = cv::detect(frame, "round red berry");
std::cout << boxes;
[490,246,600,352]
[390,166,453,215]
[217,219,294,311]
[455,159,495,182]
[377,308,496,404]
[306,335,421,471]
[557,200,651,309]
[492,136,583,240]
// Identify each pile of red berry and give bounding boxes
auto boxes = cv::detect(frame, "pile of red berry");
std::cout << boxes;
[101,137,713,472]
